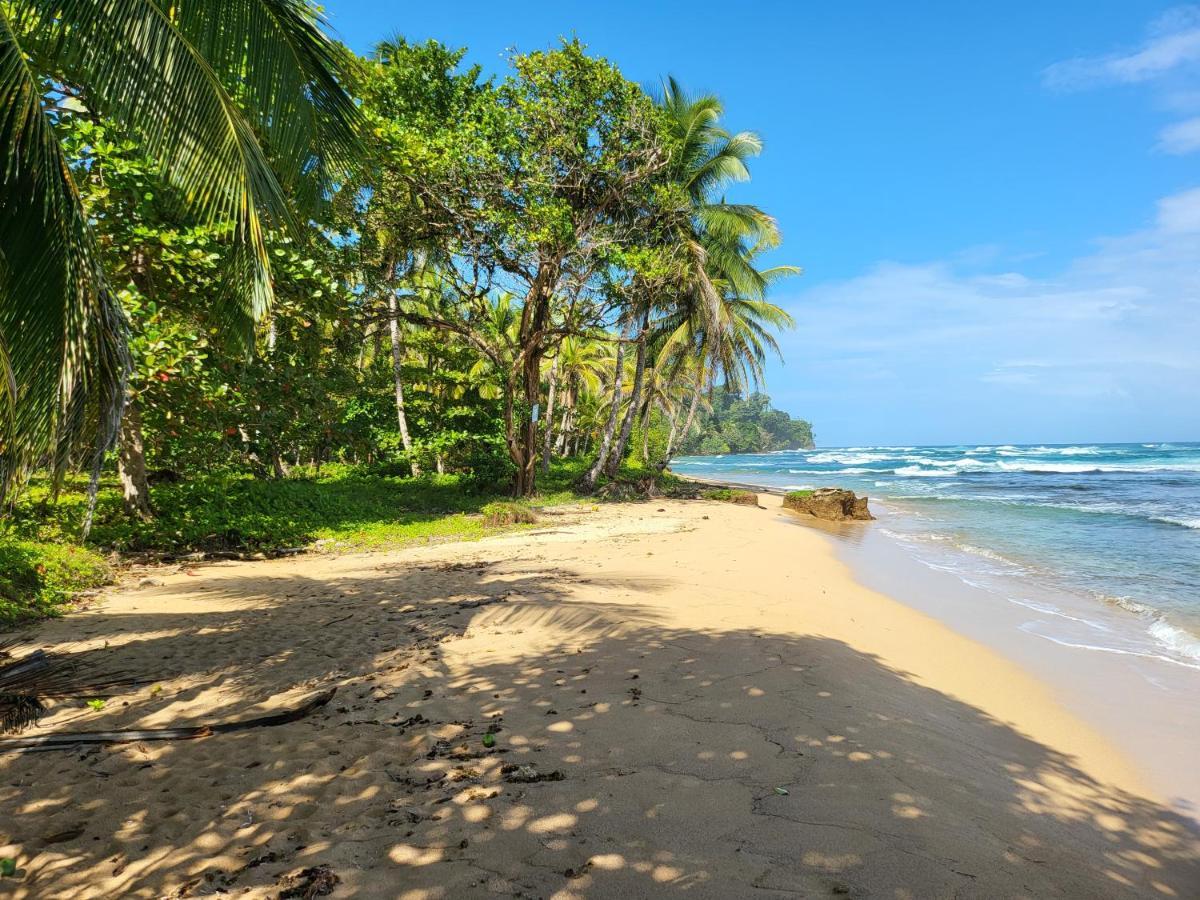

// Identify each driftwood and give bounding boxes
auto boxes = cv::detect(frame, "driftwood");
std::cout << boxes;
[0,687,336,753]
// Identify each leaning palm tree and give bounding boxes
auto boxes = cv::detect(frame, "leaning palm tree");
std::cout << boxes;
[586,79,779,486]
[659,76,783,313]
[657,245,797,464]
[0,0,361,502]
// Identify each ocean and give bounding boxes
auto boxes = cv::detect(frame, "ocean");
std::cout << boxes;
[671,443,1200,672]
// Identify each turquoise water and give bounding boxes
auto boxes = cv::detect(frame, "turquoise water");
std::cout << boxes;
[672,443,1200,668]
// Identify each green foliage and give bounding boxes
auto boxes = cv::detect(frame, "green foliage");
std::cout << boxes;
[784,490,814,501]
[701,488,758,505]
[679,387,813,456]
[0,535,110,626]
[0,0,361,496]
[479,501,539,527]
[2,33,807,628]
[5,462,588,560]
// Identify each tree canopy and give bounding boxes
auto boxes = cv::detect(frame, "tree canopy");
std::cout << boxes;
[2,20,806,520]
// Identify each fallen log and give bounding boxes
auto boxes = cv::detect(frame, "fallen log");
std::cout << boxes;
[0,687,336,753]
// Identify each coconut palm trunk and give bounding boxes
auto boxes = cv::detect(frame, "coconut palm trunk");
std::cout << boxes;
[387,293,419,476]
[605,310,649,477]
[673,375,705,459]
[555,394,572,455]
[641,401,653,460]
[664,401,681,460]
[583,337,626,490]
[540,356,559,473]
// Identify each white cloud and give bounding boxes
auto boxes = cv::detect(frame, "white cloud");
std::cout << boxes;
[1044,7,1200,157]
[1157,115,1200,153]
[771,187,1200,437]
[1157,186,1200,231]
[1043,7,1200,90]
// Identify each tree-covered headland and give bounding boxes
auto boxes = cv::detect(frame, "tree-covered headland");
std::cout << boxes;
[678,389,814,456]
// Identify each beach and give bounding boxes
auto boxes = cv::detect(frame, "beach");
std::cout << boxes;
[2,495,1197,898]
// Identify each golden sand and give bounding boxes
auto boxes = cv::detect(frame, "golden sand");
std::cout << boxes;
[2,495,1196,897]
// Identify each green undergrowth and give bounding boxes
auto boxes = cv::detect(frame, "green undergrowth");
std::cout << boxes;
[2,457,678,626]
[700,488,759,505]
[480,500,539,526]
[784,489,814,502]
[0,537,111,628]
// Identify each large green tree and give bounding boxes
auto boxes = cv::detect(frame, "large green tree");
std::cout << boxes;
[357,38,677,495]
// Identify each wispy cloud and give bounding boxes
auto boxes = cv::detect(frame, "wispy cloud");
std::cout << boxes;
[1157,115,1200,152]
[1044,7,1200,156]
[1043,7,1200,91]
[1157,186,1200,231]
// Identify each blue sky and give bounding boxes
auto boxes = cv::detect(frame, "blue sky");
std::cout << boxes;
[327,1,1200,445]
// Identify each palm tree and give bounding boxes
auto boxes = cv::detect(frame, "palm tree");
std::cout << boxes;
[588,78,796,484]
[658,247,796,463]
[0,0,360,501]
[551,335,609,457]
[658,77,783,316]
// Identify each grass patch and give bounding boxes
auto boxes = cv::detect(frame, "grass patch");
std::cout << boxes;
[5,466,586,556]
[784,489,813,502]
[480,500,539,527]
[700,488,759,505]
[0,536,111,627]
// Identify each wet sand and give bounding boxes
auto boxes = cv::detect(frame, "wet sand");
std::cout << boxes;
[816,503,1200,826]
[1,496,1196,898]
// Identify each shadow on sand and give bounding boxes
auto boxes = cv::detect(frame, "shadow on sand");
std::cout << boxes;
[2,559,1197,898]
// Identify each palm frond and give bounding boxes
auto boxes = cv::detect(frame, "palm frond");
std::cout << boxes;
[2,0,360,496]
[0,644,139,734]
[25,0,293,327]
[0,9,129,498]
[171,0,362,208]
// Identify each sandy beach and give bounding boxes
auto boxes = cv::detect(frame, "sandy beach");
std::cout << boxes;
[2,494,1197,898]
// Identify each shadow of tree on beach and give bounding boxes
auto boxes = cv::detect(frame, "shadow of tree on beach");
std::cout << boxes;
[1,558,1197,898]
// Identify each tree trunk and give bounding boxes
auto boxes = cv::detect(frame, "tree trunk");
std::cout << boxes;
[388,293,420,476]
[672,376,704,460]
[605,310,649,477]
[515,345,542,496]
[556,391,572,455]
[583,337,627,490]
[539,356,560,474]
[664,402,681,460]
[118,397,153,520]
[510,262,558,497]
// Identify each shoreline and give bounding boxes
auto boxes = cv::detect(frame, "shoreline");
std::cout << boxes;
[686,472,1200,820]
[1,496,1196,896]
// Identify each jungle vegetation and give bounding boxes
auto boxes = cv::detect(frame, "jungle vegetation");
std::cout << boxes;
[0,3,804,621]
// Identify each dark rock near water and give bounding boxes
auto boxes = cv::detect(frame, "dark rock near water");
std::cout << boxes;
[784,488,874,521]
